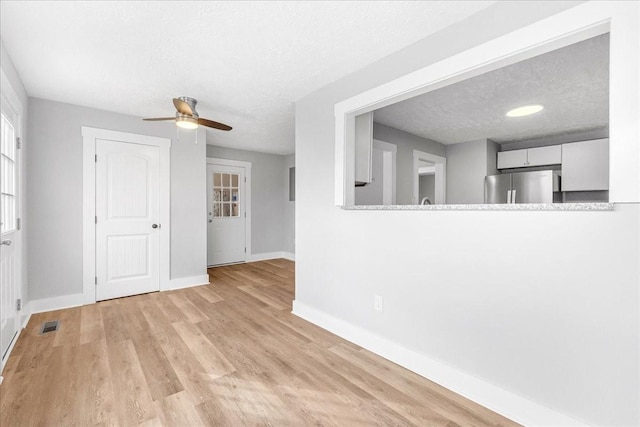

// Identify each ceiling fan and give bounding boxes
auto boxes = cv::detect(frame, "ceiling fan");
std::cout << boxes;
[143,97,232,131]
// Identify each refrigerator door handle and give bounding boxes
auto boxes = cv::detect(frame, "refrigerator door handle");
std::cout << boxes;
[506,190,512,204]
[512,189,517,204]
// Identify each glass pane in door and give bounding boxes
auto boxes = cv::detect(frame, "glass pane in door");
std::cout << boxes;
[212,172,240,218]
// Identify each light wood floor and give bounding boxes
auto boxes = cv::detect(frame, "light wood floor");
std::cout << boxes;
[1,259,518,426]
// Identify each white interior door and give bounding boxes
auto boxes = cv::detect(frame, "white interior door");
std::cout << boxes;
[1,102,20,362]
[96,139,160,301]
[207,164,246,266]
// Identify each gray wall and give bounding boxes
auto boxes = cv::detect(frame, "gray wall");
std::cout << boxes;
[373,122,445,204]
[355,149,384,205]
[1,39,29,312]
[283,154,295,255]
[486,139,499,176]
[446,139,489,204]
[295,2,639,425]
[206,145,285,255]
[27,98,207,300]
[418,174,435,204]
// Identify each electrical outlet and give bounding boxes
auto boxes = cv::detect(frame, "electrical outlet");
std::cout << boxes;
[374,295,383,312]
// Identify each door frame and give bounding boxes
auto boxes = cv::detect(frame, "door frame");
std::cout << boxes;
[373,139,397,205]
[413,150,446,205]
[206,157,252,263]
[0,68,25,372]
[82,127,171,304]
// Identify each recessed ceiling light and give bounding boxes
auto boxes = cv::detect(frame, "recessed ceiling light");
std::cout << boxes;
[506,105,544,117]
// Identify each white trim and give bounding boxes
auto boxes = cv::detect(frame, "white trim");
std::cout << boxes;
[372,139,397,205]
[282,251,295,261]
[0,326,23,373]
[413,150,446,205]
[82,127,171,303]
[292,300,587,427]
[246,251,294,262]
[30,293,85,314]
[206,157,252,262]
[0,68,25,372]
[168,274,210,291]
[335,2,640,205]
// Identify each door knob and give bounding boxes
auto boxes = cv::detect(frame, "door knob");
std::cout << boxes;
[1,240,12,246]
[152,224,159,229]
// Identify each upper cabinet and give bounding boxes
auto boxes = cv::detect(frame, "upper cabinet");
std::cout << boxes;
[497,145,562,169]
[354,112,373,186]
[527,145,562,167]
[561,139,609,191]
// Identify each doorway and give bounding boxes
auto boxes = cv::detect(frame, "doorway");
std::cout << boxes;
[206,158,251,266]
[413,150,446,204]
[82,128,170,303]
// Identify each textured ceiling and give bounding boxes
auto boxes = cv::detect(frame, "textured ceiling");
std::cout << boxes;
[0,1,495,154]
[374,34,609,145]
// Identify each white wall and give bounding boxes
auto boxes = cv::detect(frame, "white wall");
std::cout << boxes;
[27,98,207,300]
[1,39,29,320]
[295,1,639,426]
[206,144,286,256]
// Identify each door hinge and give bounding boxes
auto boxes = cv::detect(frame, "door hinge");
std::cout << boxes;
[95,276,97,285]
[16,218,21,231]
[15,137,21,149]
[244,177,246,183]
[244,247,246,253]
[95,216,97,224]
[95,154,97,162]
[244,212,246,218]
[16,299,21,311]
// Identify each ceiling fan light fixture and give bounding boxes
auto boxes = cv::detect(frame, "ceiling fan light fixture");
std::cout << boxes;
[176,114,198,129]
[506,104,544,117]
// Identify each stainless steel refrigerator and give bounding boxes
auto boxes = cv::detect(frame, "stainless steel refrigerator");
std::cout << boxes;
[484,170,560,204]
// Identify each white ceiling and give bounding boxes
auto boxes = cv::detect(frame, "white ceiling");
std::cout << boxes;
[374,33,610,145]
[0,1,495,155]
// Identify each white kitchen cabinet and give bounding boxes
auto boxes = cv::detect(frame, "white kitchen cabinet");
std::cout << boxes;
[527,145,562,166]
[497,145,562,169]
[497,149,527,168]
[354,112,373,185]
[561,138,609,191]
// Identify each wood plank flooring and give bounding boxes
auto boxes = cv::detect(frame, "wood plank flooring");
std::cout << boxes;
[0,259,519,426]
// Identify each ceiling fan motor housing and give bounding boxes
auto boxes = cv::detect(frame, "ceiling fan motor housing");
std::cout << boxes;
[178,96,199,116]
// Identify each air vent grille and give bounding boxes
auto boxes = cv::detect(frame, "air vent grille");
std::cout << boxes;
[40,320,60,334]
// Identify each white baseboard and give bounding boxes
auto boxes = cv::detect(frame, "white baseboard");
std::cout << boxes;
[167,274,210,291]
[291,300,587,427]
[247,251,293,262]
[30,293,85,314]
[282,251,295,261]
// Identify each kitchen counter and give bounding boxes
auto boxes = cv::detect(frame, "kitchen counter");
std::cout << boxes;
[344,203,614,211]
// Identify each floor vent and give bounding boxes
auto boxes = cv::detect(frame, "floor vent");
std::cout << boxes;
[40,320,60,334]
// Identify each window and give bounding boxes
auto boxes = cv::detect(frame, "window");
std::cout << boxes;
[1,113,16,234]
[212,172,240,217]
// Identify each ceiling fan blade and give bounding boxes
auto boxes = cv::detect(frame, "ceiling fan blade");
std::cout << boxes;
[198,117,232,131]
[173,98,193,115]
[143,117,176,121]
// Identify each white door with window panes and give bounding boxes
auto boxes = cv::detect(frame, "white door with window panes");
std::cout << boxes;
[207,164,246,266]
[1,97,20,363]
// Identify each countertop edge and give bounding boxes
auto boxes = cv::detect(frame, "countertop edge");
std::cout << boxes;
[342,203,615,211]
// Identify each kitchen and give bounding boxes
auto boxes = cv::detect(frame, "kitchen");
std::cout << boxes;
[354,32,610,208]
